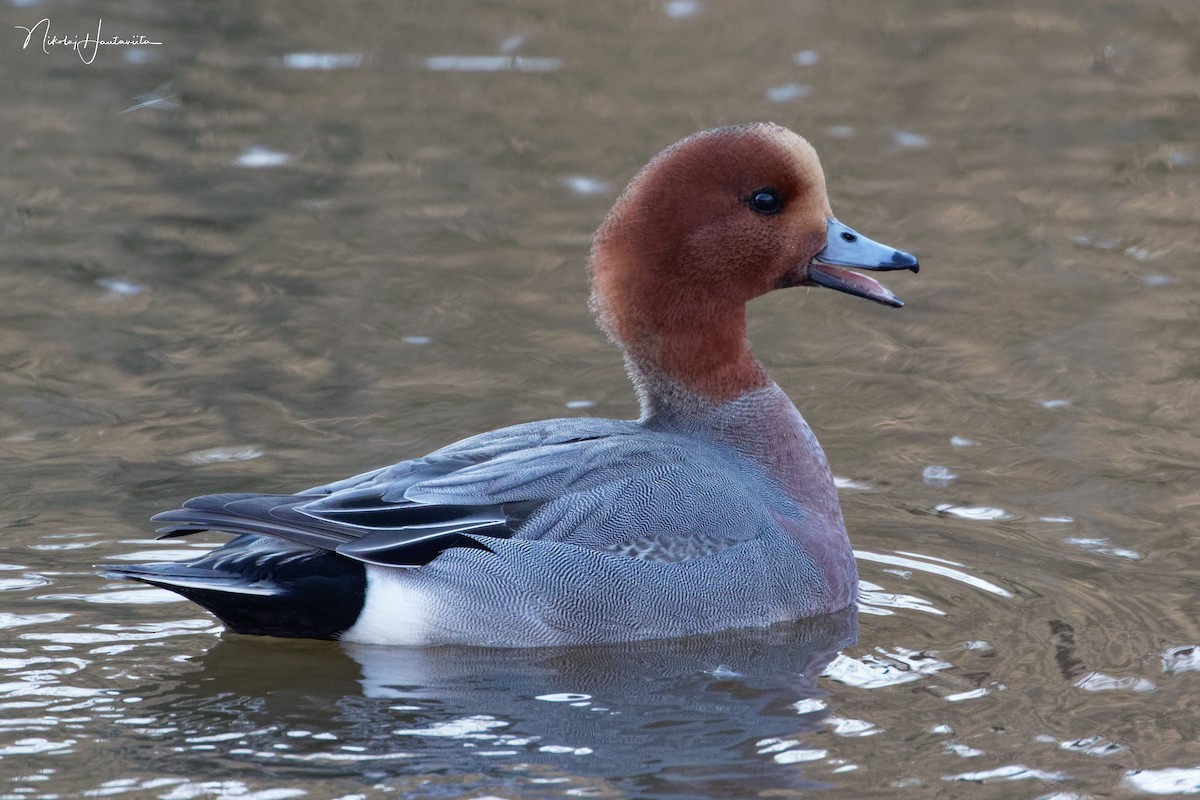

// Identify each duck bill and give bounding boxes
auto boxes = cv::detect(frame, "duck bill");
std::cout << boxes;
[806,219,919,308]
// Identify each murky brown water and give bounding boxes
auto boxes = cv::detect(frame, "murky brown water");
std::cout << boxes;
[2,0,1199,797]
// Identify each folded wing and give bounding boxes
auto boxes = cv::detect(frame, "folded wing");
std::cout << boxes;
[143,416,782,570]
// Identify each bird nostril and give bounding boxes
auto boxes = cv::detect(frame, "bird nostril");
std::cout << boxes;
[840,232,857,243]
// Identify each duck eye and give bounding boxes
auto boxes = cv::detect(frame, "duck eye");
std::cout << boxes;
[749,188,782,216]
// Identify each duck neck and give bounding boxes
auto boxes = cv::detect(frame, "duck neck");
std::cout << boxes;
[623,301,769,417]
[623,306,841,521]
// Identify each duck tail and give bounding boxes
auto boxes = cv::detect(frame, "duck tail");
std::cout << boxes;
[99,541,367,640]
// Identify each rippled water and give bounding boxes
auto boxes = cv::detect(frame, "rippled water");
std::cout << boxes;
[2,0,1199,797]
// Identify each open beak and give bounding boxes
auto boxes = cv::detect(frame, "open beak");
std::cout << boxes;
[806,219,919,307]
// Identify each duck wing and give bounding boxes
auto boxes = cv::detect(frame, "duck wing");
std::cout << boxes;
[151,491,506,567]
[400,433,778,560]
[147,417,652,568]
[145,413,777,569]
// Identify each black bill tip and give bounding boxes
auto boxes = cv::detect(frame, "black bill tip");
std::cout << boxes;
[889,250,920,273]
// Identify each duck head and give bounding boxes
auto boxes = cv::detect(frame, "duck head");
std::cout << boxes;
[589,122,918,407]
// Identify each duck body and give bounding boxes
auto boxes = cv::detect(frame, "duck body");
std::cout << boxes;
[104,122,916,646]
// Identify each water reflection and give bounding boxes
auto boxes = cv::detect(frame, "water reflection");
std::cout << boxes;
[279,53,364,71]
[129,611,857,797]
[855,549,1013,598]
[423,55,563,73]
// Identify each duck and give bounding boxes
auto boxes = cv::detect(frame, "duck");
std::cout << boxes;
[102,122,918,647]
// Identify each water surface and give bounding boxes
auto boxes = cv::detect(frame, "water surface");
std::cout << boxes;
[2,0,1199,797]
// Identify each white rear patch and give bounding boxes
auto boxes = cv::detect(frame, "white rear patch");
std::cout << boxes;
[340,567,433,645]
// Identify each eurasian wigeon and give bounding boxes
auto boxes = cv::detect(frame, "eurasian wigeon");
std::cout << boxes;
[103,122,917,646]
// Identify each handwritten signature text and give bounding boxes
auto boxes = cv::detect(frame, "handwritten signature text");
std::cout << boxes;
[14,18,161,65]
